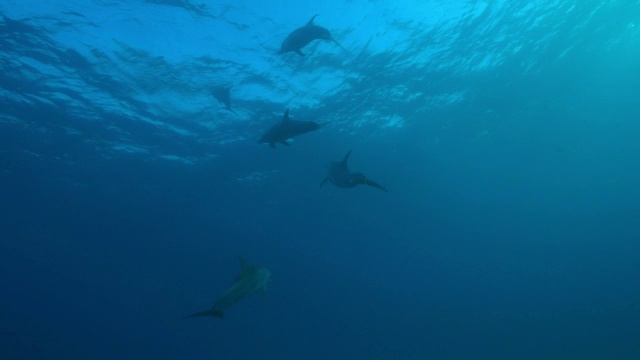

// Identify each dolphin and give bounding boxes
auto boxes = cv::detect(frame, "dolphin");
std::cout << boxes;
[320,150,388,192]
[184,257,271,319]
[211,85,237,114]
[279,15,345,56]
[258,108,325,148]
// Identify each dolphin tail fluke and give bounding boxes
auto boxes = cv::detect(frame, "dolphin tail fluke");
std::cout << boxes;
[184,309,224,319]
[365,179,388,192]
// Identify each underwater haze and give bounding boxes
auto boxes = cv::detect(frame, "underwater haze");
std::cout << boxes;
[2,0,640,359]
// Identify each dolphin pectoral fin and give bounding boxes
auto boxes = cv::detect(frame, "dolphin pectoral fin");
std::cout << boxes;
[184,309,224,319]
[280,141,291,146]
[295,49,305,56]
[365,179,388,192]
[320,176,329,188]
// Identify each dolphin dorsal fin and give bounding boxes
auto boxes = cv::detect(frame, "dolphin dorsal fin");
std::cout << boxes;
[341,150,352,165]
[235,256,252,281]
[307,14,318,26]
[282,108,291,122]
[238,256,248,269]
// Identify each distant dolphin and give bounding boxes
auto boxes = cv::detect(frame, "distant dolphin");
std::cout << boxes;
[211,85,237,114]
[184,257,271,319]
[280,15,344,56]
[258,108,325,148]
[321,150,388,192]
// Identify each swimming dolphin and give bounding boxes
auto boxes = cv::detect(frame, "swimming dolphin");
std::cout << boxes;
[211,85,237,114]
[280,15,344,56]
[320,150,388,192]
[184,257,271,319]
[258,108,325,148]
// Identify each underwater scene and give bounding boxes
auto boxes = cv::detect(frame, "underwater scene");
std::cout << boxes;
[1,0,640,359]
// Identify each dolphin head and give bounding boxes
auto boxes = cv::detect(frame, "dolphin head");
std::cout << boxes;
[306,121,323,131]
[350,172,367,186]
[314,26,333,41]
[256,267,272,291]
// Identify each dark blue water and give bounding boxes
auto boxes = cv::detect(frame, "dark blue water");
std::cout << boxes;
[2,1,640,359]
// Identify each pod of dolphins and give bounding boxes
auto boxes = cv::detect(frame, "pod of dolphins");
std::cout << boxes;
[187,15,386,320]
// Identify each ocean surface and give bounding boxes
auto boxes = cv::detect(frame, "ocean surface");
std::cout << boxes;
[1,0,640,359]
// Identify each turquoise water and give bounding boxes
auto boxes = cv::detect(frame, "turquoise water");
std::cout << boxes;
[1,1,639,358]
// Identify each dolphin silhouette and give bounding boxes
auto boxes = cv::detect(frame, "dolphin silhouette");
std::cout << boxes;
[184,257,271,319]
[211,85,237,114]
[320,150,388,192]
[279,15,344,56]
[258,108,325,148]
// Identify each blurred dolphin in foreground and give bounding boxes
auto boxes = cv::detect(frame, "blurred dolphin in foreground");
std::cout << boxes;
[184,257,271,319]
[279,15,345,56]
[211,85,237,114]
[320,150,388,192]
[258,108,325,148]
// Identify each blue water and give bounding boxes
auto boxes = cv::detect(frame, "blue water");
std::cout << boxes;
[2,0,640,358]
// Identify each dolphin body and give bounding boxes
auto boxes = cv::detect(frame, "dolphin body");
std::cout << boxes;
[321,150,388,192]
[258,108,324,148]
[211,85,237,114]
[184,257,271,319]
[280,15,344,56]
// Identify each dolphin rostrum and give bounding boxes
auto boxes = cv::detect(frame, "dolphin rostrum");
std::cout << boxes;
[320,150,388,192]
[279,15,345,56]
[258,108,325,148]
[184,257,271,319]
[211,85,237,114]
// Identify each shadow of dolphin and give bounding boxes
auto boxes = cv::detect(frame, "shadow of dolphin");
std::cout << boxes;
[211,85,237,114]
[258,108,325,148]
[279,15,344,56]
[320,150,388,192]
[184,257,271,319]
